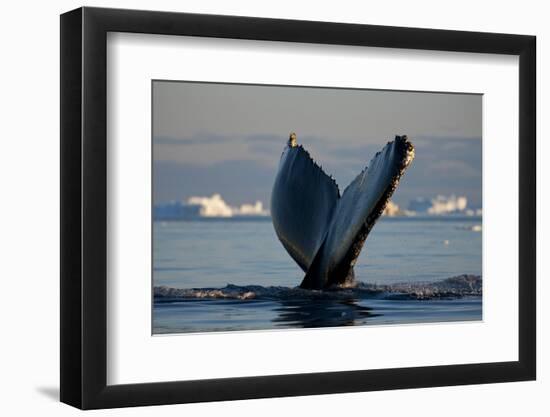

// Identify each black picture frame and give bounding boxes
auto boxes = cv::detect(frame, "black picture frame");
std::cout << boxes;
[60,6,536,410]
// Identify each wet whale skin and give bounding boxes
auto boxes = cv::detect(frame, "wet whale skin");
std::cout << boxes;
[271,135,415,290]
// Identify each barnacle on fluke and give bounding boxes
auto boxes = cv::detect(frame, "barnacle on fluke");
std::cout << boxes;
[271,133,415,290]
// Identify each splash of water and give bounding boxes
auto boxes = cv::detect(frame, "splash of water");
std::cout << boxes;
[154,274,481,302]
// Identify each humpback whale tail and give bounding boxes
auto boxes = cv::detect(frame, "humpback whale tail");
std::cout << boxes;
[271,133,415,290]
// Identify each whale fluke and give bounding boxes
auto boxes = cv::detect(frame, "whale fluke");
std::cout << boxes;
[270,133,340,272]
[271,134,415,290]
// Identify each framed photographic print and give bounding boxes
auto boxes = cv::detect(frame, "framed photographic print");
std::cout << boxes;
[60,6,536,409]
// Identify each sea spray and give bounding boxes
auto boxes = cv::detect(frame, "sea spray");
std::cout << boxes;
[154,274,481,302]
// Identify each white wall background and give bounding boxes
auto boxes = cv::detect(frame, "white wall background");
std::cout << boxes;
[0,0,545,415]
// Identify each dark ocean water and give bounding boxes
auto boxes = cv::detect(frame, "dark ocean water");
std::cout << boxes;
[153,217,482,334]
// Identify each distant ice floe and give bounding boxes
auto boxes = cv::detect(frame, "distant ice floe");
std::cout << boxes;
[154,194,270,220]
[382,200,415,217]
[187,194,233,217]
[408,195,482,216]
[188,194,269,217]
[154,193,482,220]
[456,224,482,232]
[154,274,482,302]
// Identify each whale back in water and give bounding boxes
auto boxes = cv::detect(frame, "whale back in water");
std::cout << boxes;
[271,135,415,290]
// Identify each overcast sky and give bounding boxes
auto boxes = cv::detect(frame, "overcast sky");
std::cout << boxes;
[153,81,482,208]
